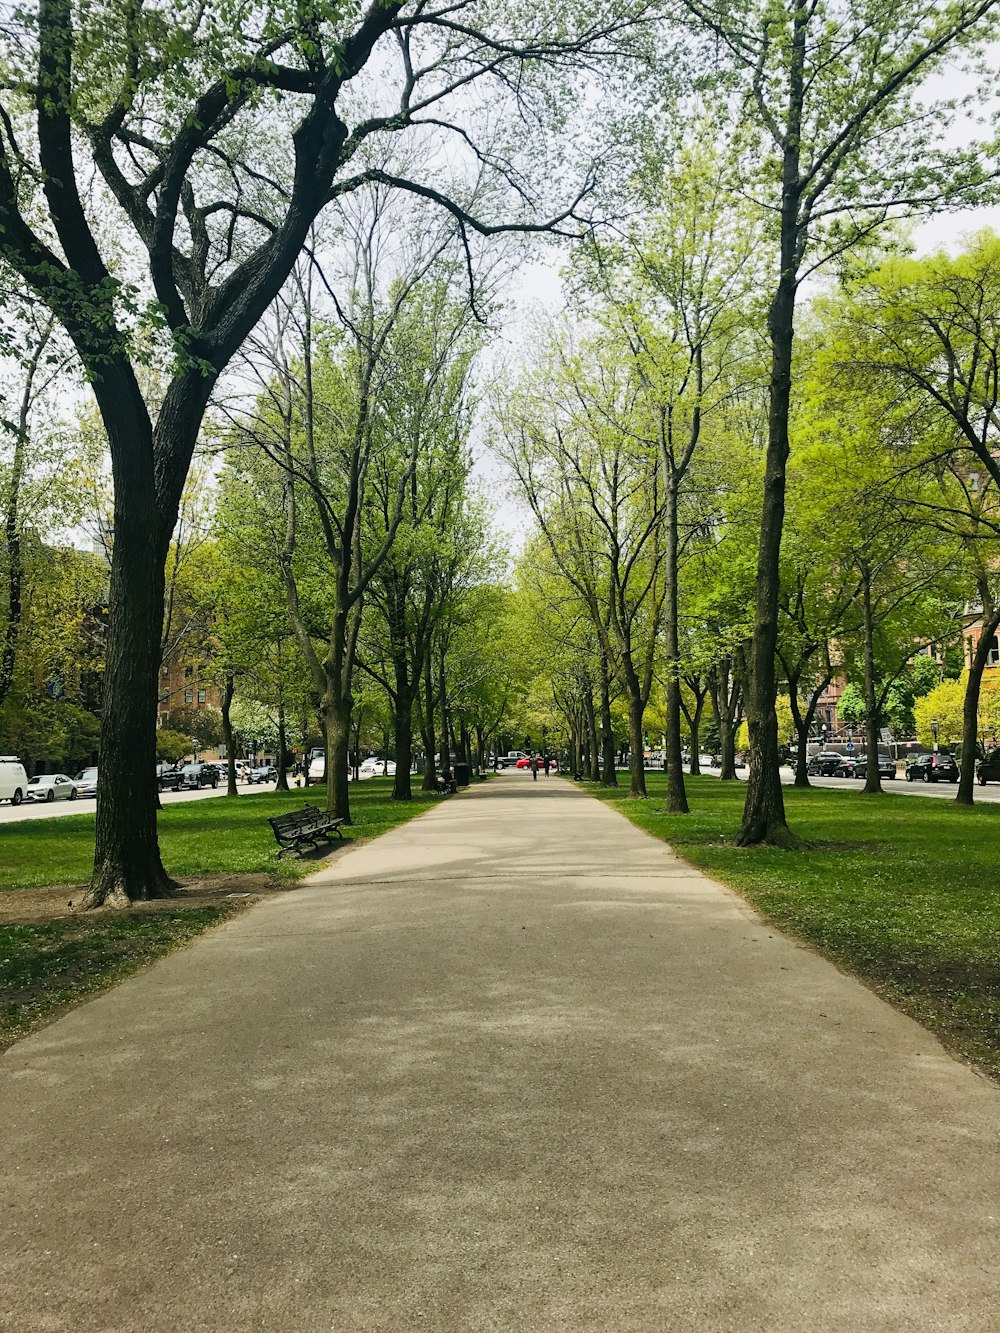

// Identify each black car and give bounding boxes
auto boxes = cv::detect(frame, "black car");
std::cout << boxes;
[905,752,959,784]
[807,751,843,776]
[853,755,897,781]
[976,749,1000,785]
[178,762,220,790]
[833,755,864,778]
[156,763,185,792]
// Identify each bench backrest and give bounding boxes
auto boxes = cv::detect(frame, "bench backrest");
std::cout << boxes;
[268,807,321,835]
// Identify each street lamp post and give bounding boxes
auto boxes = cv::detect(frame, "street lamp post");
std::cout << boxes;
[191,737,198,764]
[931,717,939,754]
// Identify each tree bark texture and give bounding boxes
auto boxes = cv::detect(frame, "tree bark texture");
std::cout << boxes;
[860,564,883,796]
[390,673,415,800]
[627,694,647,798]
[957,593,1000,806]
[420,654,437,792]
[663,482,689,813]
[584,681,600,782]
[221,673,238,797]
[275,704,289,791]
[599,653,617,786]
[738,9,806,848]
[83,426,176,908]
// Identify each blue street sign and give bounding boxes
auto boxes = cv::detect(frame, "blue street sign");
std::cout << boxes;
[846,742,855,752]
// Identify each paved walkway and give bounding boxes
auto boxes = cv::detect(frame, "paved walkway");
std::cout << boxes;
[1,775,997,1331]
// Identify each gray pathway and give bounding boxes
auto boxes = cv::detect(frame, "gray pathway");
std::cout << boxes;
[1,774,997,1331]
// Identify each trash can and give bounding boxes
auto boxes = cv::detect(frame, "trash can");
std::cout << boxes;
[453,762,471,787]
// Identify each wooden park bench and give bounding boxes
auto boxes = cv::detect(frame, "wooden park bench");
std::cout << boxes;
[267,804,345,857]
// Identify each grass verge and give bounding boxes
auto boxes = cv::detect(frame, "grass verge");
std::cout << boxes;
[585,773,1000,1081]
[1,779,442,1050]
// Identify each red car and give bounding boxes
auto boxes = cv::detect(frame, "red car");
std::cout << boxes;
[515,755,559,772]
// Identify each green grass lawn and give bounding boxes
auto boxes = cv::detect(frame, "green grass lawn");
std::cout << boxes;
[1,779,441,1049]
[1,779,440,892]
[585,773,1000,1080]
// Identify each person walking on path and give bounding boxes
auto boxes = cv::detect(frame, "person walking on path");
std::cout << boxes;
[543,752,550,776]
[530,753,539,781]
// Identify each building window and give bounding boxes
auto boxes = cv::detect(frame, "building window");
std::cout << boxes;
[184,689,193,704]
[184,665,193,679]
[197,689,206,703]
[989,635,1000,666]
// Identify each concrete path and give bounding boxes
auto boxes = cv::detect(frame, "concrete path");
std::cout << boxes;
[1,775,997,1332]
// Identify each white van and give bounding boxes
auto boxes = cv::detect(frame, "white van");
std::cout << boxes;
[0,756,29,805]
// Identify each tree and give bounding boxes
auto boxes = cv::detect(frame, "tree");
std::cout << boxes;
[360,283,483,800]
[498,327,667,797]
[155,730,190,764]
[234,204,480,819]
[570,117,761,810]
[0,0,651,904]
[829,234,1000,803]
[682,0,1000,844]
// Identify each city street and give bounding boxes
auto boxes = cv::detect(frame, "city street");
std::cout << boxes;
[691,764,1000,803]
[0,768,396,826]
[6,762,999,828]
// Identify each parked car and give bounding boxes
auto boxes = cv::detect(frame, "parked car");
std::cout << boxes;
[806,751,844,776]
[515,755,559,771]
[359,756,397,775]
[833,755,864,778]
[25,773,78,802]
[976,748,1000,785]
[74,766,99,797]
[853,755,897,781]
[246,765,276,784]
[0,755,28,805]
[905,752,959,783]
[157,763,185,792]
[495,751,527,769]
[178,762,220,790]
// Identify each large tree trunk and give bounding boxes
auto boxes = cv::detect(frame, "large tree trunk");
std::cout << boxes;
[957,594,1000,806]
[738,43,805,848]
[686,691,705,778]
[860,564,883,796]
[584,681,600,782]
[391,651,414,800]
[420,654,437,792]
[786,668,811,789]
[599,652,617,786]
[274,702,289,791]
[713,659,740,782]
[221,673,238,797]
[663,481,689,813]
[83,474,175,908]
[0,406,27,710]
[439,659,451,777]
[794,714,811,788]
[392,699,413,800]
[323,695,352,821]
[626,693,647,798]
